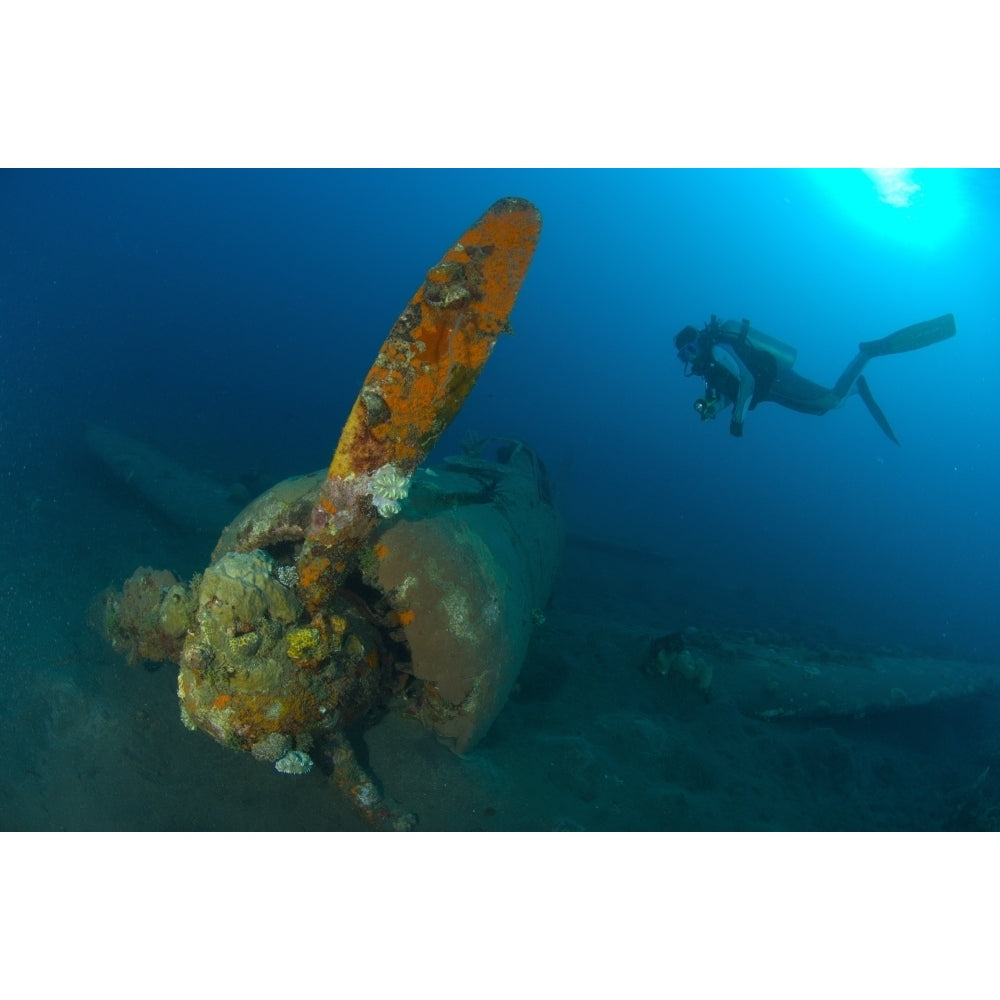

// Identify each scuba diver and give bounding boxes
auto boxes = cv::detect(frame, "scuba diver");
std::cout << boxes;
[674,313,956,443]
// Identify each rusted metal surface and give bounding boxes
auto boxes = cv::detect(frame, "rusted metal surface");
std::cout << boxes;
[96,199,553,828]
[296,197,542,613]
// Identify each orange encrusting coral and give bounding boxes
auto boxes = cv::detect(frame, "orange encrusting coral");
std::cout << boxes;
[328,197,542,481]
[297,197,542,612]
[298,556,329,590]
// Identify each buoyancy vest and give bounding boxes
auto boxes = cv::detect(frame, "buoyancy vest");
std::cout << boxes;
[694,317,797,407]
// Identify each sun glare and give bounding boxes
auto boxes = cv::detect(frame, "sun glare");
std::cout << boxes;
[864,168,921,208]
[811,168,966,250]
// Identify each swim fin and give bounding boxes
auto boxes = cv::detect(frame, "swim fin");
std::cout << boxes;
[857,375,900,445]
[859,313,956,358]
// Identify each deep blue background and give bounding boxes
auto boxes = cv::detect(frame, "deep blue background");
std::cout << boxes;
[3,168,998,657]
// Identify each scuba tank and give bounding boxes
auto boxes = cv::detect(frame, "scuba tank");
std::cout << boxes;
[718,317,797,370]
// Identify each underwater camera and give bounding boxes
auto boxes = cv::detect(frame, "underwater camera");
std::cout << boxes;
[694,394,723,420]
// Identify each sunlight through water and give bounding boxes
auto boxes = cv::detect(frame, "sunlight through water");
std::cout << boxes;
[811,168,967,251]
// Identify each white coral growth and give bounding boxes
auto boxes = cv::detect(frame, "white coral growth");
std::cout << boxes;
[251,732,292,763]
[370,464,410,518]
[275,750,314,775]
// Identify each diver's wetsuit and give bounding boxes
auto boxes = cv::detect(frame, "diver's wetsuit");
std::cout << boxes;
[766,352,866,416]
[679,314,956,443]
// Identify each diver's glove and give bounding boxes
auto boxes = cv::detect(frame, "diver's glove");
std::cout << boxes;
[729,419,744,437]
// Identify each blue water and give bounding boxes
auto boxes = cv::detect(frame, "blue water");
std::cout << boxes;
[5,168,996,654]
[3,168,999,830]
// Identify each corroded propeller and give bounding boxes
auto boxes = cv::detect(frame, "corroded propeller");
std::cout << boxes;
[297,196,543,611]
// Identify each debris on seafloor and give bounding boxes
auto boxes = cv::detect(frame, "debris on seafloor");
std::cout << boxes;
[85,422,246,537]
[642,630,713,695]
[641,625,998,721]
[95,198,561,830]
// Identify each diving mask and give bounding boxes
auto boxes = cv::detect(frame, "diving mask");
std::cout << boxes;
[677,340,699,366]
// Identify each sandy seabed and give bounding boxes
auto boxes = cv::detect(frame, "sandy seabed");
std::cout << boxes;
[3,444,999,833]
